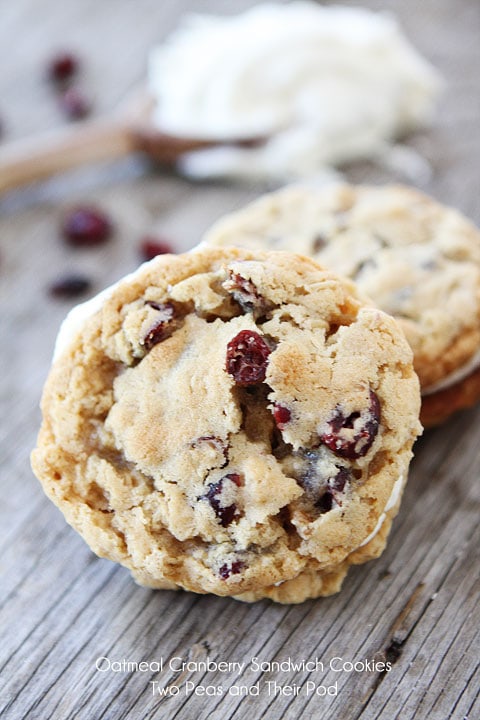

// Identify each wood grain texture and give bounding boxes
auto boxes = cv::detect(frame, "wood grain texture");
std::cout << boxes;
[0,1,479,719]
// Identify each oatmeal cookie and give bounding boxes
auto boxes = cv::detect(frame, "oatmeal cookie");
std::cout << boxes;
[31,247,421,602]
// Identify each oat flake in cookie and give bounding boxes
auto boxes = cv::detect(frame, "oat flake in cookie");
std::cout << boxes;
[205,184,480,427]
[31,247,421,603]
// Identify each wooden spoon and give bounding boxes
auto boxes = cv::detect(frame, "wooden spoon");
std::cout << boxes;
[0,93,264,193]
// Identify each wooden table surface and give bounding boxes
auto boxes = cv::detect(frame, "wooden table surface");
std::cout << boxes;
[0,1,479,719]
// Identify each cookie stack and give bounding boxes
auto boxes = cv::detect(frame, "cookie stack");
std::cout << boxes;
[32,184,480,603]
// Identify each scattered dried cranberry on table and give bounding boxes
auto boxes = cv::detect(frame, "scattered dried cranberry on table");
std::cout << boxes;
[59,87,90,120]
[62,206,112,247]
[48,274,92,299]
[139,236,174,262]
[47,52,79,84]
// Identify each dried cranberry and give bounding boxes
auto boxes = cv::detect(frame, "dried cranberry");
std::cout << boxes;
[226,330,271,386]
[204,473,242,527]
[312,234,327,252]
[273,404,291,430]
[48,274,91,299]
[48,52,79,84]
[330,467,349,493]
[224,271,264,313]
[320,390,380,459]
[141,302,176,351]
[219,560,245,579]
[315,468,350,513]
[139,236,174,262]
[62,206,112,246]
[60,87,90,120]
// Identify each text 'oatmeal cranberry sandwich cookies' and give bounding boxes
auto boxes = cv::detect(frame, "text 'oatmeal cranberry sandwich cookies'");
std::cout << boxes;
[31,246,421,603]
[205,184,480,427]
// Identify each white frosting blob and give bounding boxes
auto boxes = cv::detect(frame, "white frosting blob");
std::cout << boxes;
[148,2,441,182]
[358,473,404,548]
[53,242,215,362]
[53,267,144,362]
[52,248,214,362]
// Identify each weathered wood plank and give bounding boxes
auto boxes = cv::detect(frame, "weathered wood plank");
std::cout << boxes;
[1,1,479,719]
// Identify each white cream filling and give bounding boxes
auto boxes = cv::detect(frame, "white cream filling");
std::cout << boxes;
[421,348,480,396]
[358,473,404,548]
[148,2,441,183]
[53,267,146,362]
[52,247,213,362]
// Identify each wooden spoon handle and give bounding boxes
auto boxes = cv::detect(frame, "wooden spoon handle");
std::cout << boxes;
[0,120,135,193]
